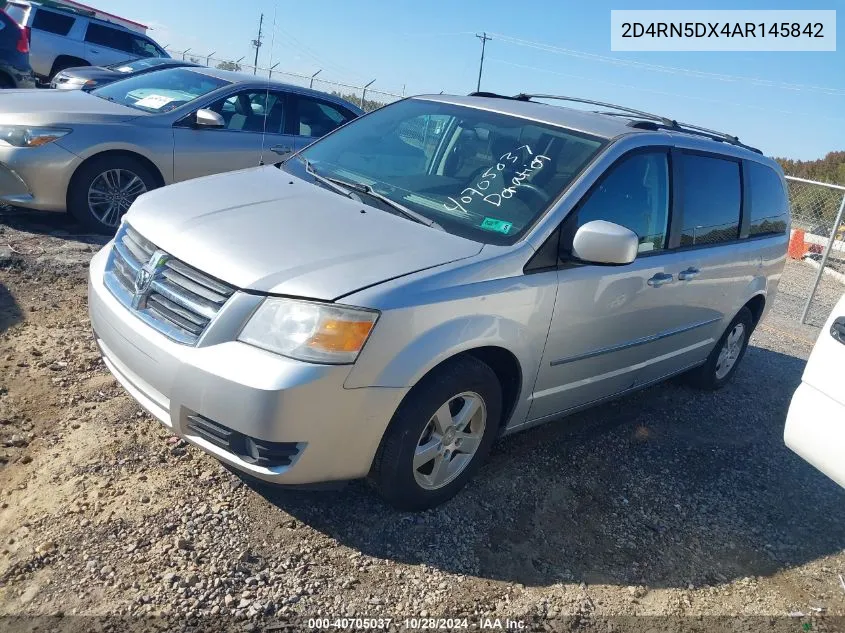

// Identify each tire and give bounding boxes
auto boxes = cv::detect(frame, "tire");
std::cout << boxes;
[0,74,13,89]
[67,155,158,234]
[369,355,503,511]
[686,307,753,390]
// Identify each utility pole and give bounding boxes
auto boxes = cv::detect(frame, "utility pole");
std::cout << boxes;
[475,32,491,92]
[251,13,264,75]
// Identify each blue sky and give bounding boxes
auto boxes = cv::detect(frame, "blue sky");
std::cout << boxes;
[99,0,843,160]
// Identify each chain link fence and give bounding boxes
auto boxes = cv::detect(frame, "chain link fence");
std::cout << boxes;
[165,48,403,112]
[785,175,845,326]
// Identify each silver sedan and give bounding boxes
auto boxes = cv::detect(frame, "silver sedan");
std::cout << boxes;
[0,66,362,233]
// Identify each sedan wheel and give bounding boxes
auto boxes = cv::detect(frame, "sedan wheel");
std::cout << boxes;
[68,155,158,235]
[87,169,148,228]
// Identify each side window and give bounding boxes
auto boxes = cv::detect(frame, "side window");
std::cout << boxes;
[85,23,122,49]
[206,91,283,133]
[679,154,741,246]
[291,96,354,138]
[570,151,670,253]
[129,34,160,58]
[747,162,789,236]
[32,9,75,35]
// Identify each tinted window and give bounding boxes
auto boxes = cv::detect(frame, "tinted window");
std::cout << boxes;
[128,34,163,57]
[206,90,285,133]
[747,162,788,236]
[293,98,605,245]
[292,96,354,137]
[680,154,741,246]
[32,9,74,35]
[570,151,670,253]
[85,23,121,47]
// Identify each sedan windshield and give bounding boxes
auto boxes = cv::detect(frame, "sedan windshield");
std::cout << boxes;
[289,98,605,244]
[107,57,171,73]
[91,68,229,113]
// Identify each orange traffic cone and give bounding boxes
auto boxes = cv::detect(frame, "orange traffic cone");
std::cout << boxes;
[788,229,806,259]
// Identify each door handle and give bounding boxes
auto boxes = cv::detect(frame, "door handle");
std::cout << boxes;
[647,272,674,287]
[678,267,700,281]
[270,145,292,155]
[832,317,845,344]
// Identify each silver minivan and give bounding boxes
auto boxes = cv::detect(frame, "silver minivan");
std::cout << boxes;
[88,93,790,510]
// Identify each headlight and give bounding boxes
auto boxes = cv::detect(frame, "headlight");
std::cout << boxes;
[0,126,71,148]
[238,298,378,364]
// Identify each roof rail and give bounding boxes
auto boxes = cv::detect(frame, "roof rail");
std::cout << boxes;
[514,93,678,128]
[467,91,762,154]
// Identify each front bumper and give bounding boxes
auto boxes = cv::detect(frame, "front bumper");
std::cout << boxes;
[0,141,80,211]
[784,381,845,489]
[88,245,408,484]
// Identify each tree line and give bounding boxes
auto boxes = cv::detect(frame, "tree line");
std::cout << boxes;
[775,151,845,186]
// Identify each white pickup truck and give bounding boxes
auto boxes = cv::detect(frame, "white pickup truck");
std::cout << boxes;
[4,1,167,82]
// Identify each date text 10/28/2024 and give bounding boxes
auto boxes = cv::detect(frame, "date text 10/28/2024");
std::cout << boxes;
[307,617,528,630]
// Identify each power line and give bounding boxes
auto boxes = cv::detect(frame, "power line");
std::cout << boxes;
[272,24,370,82]
[475,32,492,92]
[489,32,845,97]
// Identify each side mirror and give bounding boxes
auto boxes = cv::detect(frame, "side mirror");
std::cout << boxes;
[194,108,225,128]
[571,220,639,265]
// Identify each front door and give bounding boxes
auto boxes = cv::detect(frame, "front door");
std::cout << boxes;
[529,149,715,421]
[172,90,268,182]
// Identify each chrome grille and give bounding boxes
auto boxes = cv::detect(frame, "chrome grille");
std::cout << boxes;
[103,223,236,345]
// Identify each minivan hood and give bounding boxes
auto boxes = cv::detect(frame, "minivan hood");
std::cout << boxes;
[126,166,484,300]
[0,89,142,125]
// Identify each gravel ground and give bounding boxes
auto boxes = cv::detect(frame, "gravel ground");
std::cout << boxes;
[0,207,844,632]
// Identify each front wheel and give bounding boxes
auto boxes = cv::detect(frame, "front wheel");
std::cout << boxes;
[369,356,502,511]
[67,155,158,234]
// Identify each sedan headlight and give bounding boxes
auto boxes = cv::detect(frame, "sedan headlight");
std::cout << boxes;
[238,298,379,364]
[0,126,71,148]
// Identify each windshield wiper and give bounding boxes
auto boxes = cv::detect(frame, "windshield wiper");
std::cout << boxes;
[302,158,358,200]
[297,157,443,231]
[342,181,444,231]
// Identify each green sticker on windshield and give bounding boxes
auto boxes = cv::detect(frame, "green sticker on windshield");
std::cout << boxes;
[480,217,513,234]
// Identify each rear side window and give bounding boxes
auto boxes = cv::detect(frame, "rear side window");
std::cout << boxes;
[747,162,789,236]
[679,154,741,246]
[32,9,74,35]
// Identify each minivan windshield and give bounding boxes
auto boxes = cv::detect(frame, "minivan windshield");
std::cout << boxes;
[91,68,229,113]
[288,98,605,244]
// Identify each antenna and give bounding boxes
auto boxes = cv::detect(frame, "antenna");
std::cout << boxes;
[258,6,277,166]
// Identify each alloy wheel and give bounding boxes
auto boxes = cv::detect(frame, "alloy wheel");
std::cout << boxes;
[715,322,746,380]
[87,169,147,228]
[413,391,486,491]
